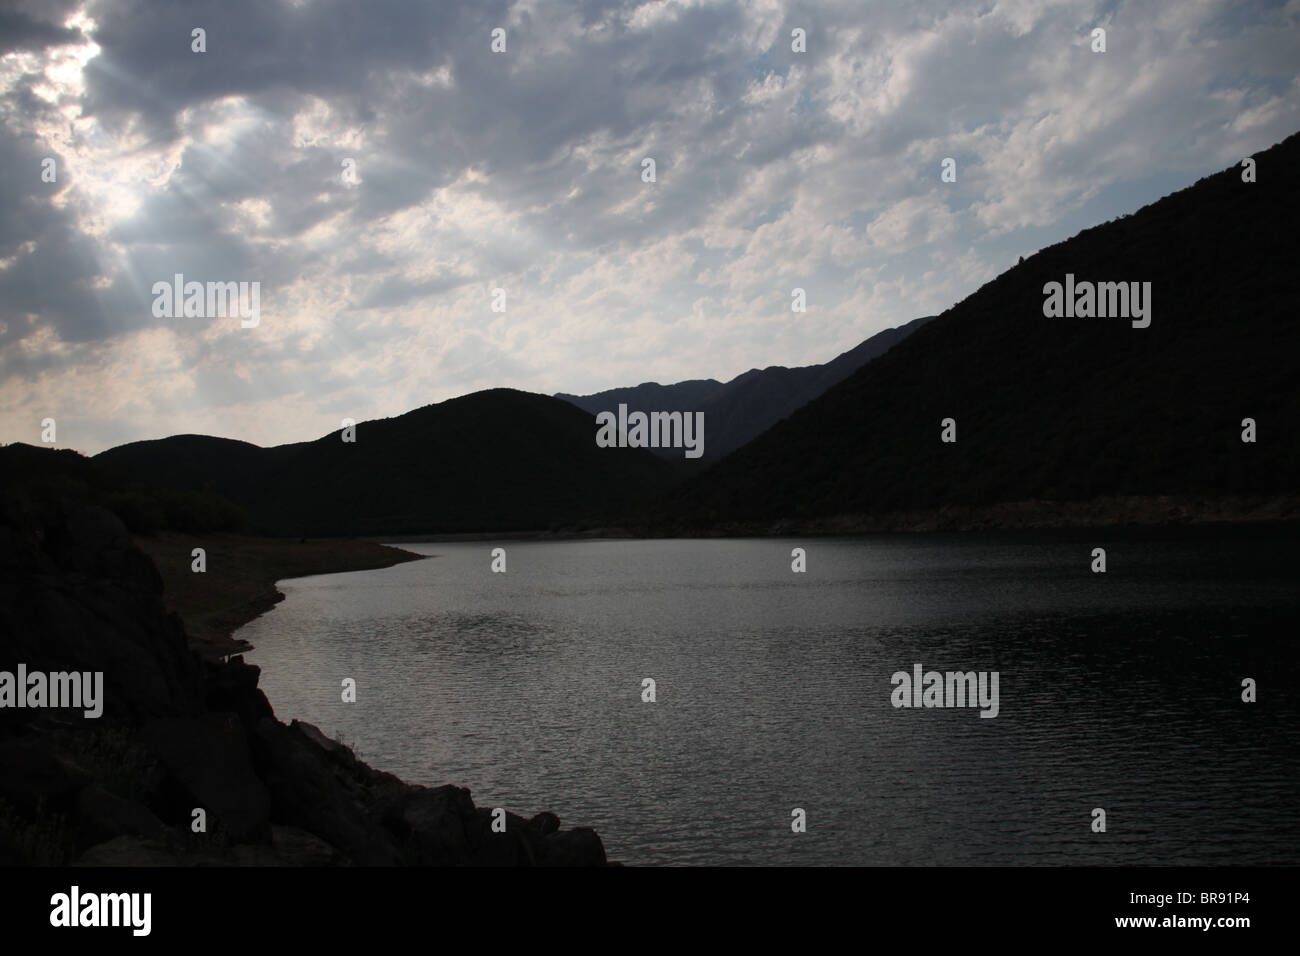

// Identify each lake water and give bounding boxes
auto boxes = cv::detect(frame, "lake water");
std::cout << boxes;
[239,530,1300,866]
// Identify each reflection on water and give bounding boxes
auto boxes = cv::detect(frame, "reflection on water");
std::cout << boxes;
[240,529,1300,865]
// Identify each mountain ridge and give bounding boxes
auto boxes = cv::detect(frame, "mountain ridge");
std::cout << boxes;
[556,315,934,460]
[93,388,679,536]
[643,131,1300,531]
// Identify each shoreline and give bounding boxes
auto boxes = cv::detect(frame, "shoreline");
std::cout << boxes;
[133,532,425,660]
[371,493,1300,542]
[136,495,1300,661]
[645,492,1300,537]
[1,500,611,866]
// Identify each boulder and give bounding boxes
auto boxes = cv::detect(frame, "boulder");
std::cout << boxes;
[139,713,271,844]
[270,825,347,866]
[529,811,561,837]
[465,806,538,866]
[74,785,171,849]
[76,835,182,866]
[251,718,402,865]
[202,656,274,728]
[0,739,92,813]
[539,827,608,866]
[397,784,476,863]
[0,498,203,725]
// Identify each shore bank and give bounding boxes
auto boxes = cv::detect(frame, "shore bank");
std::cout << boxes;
[134,533,425,660]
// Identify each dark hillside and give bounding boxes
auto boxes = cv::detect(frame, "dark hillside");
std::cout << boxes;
[660,134,1299,528]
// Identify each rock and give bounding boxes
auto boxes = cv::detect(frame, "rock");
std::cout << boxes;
[539,827,608,866]
[139,714,271,844]
[76,836,182,866]
[465,806,537,866]
[0,739,92,813]
[0,498,204,726]
[291,720,364,775]
[397,784,476,863]
[292,720,342,754]
[251,718,402,865]
[0,489,612,868]
[271,825,348,866]
[529,811,561,837]
[231,843,283,866]
[46,500,161,593]
[202,656,274,728]
[75,785,170,849]
[0,833,27,866]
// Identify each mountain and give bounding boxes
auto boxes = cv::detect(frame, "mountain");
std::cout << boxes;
[652,132,1300,530]
[558,379,726,419]
[0,441,245,534]
[556,316,933,461]
[93,389,679,536]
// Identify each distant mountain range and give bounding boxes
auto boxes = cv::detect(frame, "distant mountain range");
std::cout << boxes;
[556,315,933,461]
[89,390,678,536]
[8,132,1297,539]
[51,319,939,538]
[648,131,1300,531]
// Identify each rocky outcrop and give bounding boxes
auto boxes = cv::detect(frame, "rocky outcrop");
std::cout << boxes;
[0,495,204,728]
[0,494,609,866]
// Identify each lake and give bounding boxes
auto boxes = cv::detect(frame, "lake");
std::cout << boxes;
[239,529,1300,865]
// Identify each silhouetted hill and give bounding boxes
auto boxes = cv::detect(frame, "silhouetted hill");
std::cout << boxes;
[0,442,246,534]
[93,389,679,536]
[558,379,725,419]
[556,316,933,461]
[652,132,1300,530]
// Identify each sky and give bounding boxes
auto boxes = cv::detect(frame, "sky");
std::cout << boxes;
[1,0,1298,454]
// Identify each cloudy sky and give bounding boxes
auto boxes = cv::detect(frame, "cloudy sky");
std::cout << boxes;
[2,0,1298,454]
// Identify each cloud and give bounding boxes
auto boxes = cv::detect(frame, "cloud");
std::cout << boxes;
[0,1,85,56]
[2,0,1299,452]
